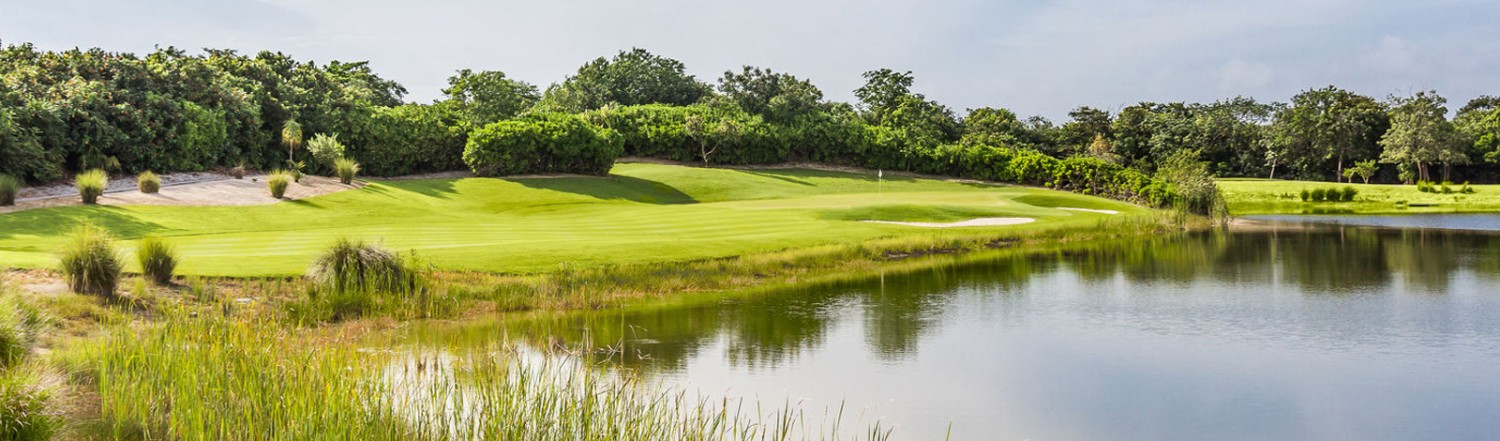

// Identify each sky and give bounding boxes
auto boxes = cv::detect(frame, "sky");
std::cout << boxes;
[1,0,1497,119]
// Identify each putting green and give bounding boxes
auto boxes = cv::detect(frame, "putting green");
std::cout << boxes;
[0,163,1146,276]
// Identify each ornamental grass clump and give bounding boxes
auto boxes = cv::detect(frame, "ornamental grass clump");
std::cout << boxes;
[137,171,161,194]
[307,238,419,295]
[75,169,108,205]
[136,236,178,285]
[59,225,122,298]
[334,158,360,185]
[0,293,45,369]
[267,170,293,199]
[0,175,19,206]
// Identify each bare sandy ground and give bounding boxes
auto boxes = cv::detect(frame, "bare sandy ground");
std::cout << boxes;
[862,217,1037,228]
[1,174,360,214]
[1058,207,1120,215]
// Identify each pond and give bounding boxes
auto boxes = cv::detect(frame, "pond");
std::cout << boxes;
[390,221,1500,440]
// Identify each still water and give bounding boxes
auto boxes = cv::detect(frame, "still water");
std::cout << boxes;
[398,223,1500,440]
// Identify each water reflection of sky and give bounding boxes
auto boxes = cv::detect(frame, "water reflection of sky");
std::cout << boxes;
[1244,213,1500,231]
[397,227,1500,440]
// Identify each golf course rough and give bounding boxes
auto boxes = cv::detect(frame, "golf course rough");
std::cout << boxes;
[0,163,1145,277]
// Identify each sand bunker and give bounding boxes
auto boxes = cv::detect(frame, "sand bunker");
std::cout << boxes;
[1058,207,1120,215]
[2,173,359,214]
[862,217,1036,228]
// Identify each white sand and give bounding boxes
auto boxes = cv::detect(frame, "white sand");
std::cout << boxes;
[1058,207,1120,215]
[2,174,359,214]
[862,217,1036,228]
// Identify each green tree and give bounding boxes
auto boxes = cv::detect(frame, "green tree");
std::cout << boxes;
[1344,159,1378,184]
[854,69,958,148]
[281,119,303,163]
[1455,95,1500,164]
[1379,91,1464,182]
[717,66,824,123]
[539,48,710,112]
[1061,106,1113,149]
[1269,86,1388,181]
[442,69,540,126]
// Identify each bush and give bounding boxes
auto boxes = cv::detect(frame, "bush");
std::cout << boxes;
[1440,181,1453,194]
[344,104,468,176]
[333,158,360,185]
[59,225,122,297]
[1309,188,1326,202]
[305,133,346,168]
[464,113,622,176]
[306,238,420,295]
[0,175,18,206]
[137,171,161,194]
[1299,189,1310,202]
[1461,182,1476,194]
[75,169,108,205]
[1341,186,1358,202]
[266,170,292,199]
[136,236,177,285]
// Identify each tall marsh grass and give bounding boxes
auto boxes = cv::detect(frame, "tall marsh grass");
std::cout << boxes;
[75,169,108,204]
[137,171,161,194]
[136,236,177,285]
[59,225,122,297]
[0,174,19,206]
[0,286,56,440]
[289,238,449,323]
[267,170,293,199]
[77,314,891,441]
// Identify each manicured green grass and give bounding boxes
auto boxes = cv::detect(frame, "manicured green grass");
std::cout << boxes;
[0,163,1144,277]
[1219,178,1500,215]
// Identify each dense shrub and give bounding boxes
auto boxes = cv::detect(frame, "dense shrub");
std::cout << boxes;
[136,236,178,285]
[1300,189,1310,202]
[75,170,108,204]
[59,225,122,297]
[334,158,360,184]
[1309,188,1326,202]
[0,175,18,206]
[137,171,161,193]
[345,104,468,176]
[305,133,345,169]
[1341,186,1358,202]
[464,113,622,176]
[266,170,292,199]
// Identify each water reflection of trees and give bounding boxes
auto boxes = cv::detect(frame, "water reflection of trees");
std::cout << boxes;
[485,227,1500,371]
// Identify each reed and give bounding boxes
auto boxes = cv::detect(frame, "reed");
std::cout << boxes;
[334,157,360,185]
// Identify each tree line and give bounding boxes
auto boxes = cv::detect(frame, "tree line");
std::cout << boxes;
[3,43,1496,212]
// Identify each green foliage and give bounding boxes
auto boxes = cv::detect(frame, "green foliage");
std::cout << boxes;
[59,225,123,297]
[334,158,360,184]
[137,171,161,193]
[1300,188,1310,202]
[267,170,292,199]
[343,104,467,176]
[0,175,18,206]
[1380,91,1464,183]
[1154,150,1228,219]
[136,236,178,285]
[1341,186,1358,201]
[1269,87,1388,180]
[539,48,711,112]
[443,69,539,125]
[305,133,346,167]
[0,294,44,369]
[717,66,824,123]
[1345,159,1379,184]
[464,113,622,176]
[75,169,108,204]
[1310,188,1326,202]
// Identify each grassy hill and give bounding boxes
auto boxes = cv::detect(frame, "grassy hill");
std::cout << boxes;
[1219,178,1500,215]
[0,163,1145,276]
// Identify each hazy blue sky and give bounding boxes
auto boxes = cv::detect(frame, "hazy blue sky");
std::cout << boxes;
[2,0,1497,118]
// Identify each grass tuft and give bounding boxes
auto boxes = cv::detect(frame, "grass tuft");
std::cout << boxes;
[136,236,178,285]
[59,225,122,297]
[307,238,417,295]
[334,158,360,185]
[267,170,293,199]
[137,171,161,194]
[0,175,19,206]
[75,169,108,205]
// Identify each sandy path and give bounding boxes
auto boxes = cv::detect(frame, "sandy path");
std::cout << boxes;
[1057,207,1120,215]
[862,217,1036,228]
[2,174,360,214]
